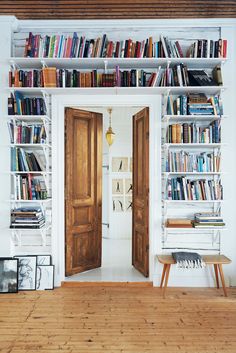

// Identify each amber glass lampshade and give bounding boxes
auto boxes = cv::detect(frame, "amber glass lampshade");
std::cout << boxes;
[106,108,115,146]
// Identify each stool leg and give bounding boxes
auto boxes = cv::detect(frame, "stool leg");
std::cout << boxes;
[160,264,167,288]
[163,264,171,299]
[218,264,228,297]
[214,264,219,289]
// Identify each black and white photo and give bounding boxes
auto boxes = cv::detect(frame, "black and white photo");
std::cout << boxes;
[0,258,18,293]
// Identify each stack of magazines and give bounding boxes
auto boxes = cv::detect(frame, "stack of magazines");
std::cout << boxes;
[192,213,225,228]
[10,207,45,229]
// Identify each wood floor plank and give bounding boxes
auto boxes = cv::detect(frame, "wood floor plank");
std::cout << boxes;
[0,287,236,353]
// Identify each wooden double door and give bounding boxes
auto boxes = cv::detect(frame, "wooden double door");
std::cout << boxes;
[65,107,149,277]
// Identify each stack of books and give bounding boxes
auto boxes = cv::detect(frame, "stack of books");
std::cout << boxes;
[10,207,45,229]
[192,213,225,228]
[166,218,193,228]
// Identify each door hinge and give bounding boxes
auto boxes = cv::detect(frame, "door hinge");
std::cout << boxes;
[146,244,149,252]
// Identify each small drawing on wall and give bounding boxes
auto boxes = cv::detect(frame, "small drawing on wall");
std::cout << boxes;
[112,197,124,212]
[112,157,128,172]
[129,158,132,172]
[125,197,133,212]
[112,179,124,195]
[125,179,132,195]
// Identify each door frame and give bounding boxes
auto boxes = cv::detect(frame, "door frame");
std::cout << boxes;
[51,94,162,286]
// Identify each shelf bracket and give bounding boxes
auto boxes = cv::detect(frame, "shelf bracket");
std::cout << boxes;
[40,228,47,246]
[12,230,21,246]
[9,59,19,71]
[41,91,50,116]
[104,60,108,73]
[41,60,48,68]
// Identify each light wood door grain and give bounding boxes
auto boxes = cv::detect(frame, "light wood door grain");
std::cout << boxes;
[65,108,102,276]
[132,107,149,277]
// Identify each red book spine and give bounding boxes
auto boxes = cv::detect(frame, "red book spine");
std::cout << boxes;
[127,39,132,58]
[28,174,33,200]
[137,42,141,58]
[223,40,227,58]
[175,41,184,58]
[115,42,120,58]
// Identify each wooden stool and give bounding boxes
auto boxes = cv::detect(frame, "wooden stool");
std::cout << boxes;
[157,255,231,298]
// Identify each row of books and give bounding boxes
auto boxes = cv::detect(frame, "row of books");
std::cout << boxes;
[11,148,45,172]
[166,94,223,116]
[184,39,227,59]
[166,177,223,200]
[23,32,227,59]
[166,212,225,228]
[8,93,47,116]
[9,67,161,88]
[8,121,47,144]
[192,212,225,228]
[166,121,221,144]
[166,151,221,173]
[8,65,222,89]
[13,174,47,200]
[160,65,221,87]
[10,207,45,229]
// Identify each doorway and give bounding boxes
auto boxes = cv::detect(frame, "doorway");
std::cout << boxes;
[64,106,149,281]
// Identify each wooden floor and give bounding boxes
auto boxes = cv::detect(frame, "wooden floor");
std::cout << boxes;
[0,286,236,353]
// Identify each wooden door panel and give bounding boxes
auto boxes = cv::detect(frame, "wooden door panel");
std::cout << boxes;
[132,107,149,277]
[65,108,102,276]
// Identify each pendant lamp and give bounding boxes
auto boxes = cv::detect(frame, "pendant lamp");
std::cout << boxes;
[106,108,115,146]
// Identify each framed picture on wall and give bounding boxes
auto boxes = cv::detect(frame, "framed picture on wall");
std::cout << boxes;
[112,197,124,212]
[0,258,18,293]
[15,255,37,291]
[125,197,133,212]
[129,157,132,172]
[112,179,124,195]
[112,157,128,172]
[125,179,132,195]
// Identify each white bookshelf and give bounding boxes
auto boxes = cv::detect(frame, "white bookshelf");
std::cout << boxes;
[7,80,52,254]
[161,76,225,253]
[1,17,234,286]
[7,86,225,95]
[9,57,227,69]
